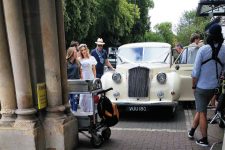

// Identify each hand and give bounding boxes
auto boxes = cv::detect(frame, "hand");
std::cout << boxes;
[111,67,115,71]
[192,86,196,93]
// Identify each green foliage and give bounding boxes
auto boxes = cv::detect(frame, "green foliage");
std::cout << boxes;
[129,0,154,42]
[63,0,98,47]
[91,0,140,47]
[143,32,164,42]
[175,10,210,46]
[63,0,154,48]
[63,0,210,50]
[154,22,175,45]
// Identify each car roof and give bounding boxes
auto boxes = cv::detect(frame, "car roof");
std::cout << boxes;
[119,42,171,49]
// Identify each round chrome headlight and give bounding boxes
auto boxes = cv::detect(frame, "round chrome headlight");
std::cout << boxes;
[112,72,121,83]
[156,72,167,84]
[157,91,164,99]
[113,91,120,98]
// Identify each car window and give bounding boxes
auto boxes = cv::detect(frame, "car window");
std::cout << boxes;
[143,47,170,63]
[118,47,143,62]
[118,47,170,63]
[173,46,199,65]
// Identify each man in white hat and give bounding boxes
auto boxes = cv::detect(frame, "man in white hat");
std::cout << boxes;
[91,38,115,78]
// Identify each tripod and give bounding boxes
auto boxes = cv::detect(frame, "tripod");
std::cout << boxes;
[209,93,225,128]
[209,111,225,127]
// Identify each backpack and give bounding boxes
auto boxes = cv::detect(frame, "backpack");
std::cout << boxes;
[97,95,119,127]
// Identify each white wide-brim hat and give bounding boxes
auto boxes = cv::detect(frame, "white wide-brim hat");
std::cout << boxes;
[95,38,105,45]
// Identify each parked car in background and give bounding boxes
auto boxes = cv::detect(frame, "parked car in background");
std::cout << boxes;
[107,47,118,68]
[101,42,195,114]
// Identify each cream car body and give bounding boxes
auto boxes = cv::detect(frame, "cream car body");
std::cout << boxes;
[101,42,195,112]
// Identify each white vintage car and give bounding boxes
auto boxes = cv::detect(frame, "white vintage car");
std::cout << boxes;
[101,42,195,113]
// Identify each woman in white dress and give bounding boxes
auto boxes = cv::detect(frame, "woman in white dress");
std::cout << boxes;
[78,44,97,112]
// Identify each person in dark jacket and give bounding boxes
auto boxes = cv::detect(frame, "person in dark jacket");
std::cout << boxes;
[66,47,81,111]
[91,38,115,78]
[66,47,81,79]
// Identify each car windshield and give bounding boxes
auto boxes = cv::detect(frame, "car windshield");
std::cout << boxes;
[118,47,170,63]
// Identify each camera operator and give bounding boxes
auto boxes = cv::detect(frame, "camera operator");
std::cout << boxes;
[188,24,225,147]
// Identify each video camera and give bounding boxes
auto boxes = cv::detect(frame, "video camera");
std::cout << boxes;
[216,72,225,111]
[214,72,225,95]
[219,72,225,94]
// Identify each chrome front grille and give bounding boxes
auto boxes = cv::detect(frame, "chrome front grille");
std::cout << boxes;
[128,67,149,97]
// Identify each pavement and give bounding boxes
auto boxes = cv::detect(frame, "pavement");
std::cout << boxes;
[76,106,224,150]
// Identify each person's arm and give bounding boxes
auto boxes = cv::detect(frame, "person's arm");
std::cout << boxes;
[78,59,83,79]
[191,47,203,90]
[105,59,115,70]
[92,65,96,78]
[80,68,83,79]
[192,77,198,90]
[103,49,115,70]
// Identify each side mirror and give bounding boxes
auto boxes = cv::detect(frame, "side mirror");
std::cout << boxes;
[175,65,180,70]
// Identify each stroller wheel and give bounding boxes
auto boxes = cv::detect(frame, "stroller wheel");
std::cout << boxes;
[90,134,103,148]
[102,127,111,140]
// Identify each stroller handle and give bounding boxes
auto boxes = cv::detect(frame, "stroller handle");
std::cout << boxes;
[97,88,113,95]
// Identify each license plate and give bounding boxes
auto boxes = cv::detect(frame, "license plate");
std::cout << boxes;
[127,106,147,112]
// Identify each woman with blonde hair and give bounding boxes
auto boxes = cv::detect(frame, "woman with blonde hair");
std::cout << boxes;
[78,44,97,112]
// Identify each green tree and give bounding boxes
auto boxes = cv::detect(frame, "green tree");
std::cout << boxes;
[175,10,210,46]
[63,0,154,48]
[143,31,164,42]
[63,0,98,47]
[129,0,154,42]
[86,0,140,48]
[154,22,175,45]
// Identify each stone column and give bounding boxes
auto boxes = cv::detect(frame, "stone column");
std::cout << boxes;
[0,0,17,125]
[55,0,69,106]
[55,1,78,148]
[22,0,46,107]
[3,0,36,122]
[39,0,77,149]
[0,1,45,150]
[39,0,65,114]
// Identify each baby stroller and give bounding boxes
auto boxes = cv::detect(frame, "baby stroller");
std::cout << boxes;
[72,87,119,148]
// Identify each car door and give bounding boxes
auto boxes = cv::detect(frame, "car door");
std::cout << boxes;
[170,48,195,101]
